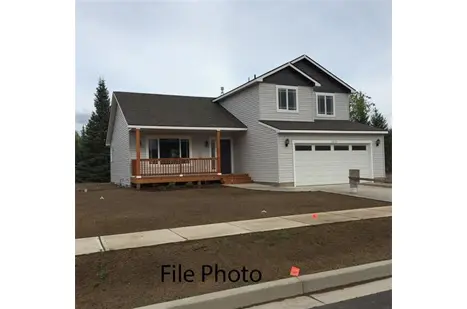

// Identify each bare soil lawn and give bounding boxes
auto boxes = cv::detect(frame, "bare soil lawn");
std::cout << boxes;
[76,185,390,238]
[75,217,392,309]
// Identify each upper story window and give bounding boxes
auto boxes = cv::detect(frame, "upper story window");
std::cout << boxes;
[316,93,335,116]
[277,86,298,112]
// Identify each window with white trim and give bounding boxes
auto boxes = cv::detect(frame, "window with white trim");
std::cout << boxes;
[316,93,335,116]
[148,138,190,159]
[277,87,297,111]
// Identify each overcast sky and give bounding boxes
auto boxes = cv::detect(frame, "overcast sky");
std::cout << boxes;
[76,0,391,131]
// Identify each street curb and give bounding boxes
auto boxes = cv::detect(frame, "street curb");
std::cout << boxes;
[134,260,392,309]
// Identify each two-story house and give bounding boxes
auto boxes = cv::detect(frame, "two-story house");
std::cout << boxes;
[106,54,387,188]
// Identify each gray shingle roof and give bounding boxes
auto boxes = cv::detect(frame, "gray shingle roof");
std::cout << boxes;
[260,120,386,132]
[114,91,247,128]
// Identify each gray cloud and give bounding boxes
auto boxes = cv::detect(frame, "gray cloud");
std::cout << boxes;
[75,111,91,131]
[76,0,391,126]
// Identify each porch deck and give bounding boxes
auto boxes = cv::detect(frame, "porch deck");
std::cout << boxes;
[130,128,251,187]
[130,158,251,185]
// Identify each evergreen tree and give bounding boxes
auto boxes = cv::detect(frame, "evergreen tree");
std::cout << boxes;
[369,109,391,173]
[76,78,111,182]
[349,91,375,125]
[75,131,82,163]
[370,108,389,130]
[385,128,392,173]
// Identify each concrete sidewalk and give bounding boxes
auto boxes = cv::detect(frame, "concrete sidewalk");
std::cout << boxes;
[75,206,391,256]
[224,183,392,202]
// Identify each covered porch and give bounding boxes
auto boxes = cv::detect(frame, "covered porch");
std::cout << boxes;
[130,127,249,187]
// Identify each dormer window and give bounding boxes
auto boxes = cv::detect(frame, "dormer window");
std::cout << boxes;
[276,86,298,112]
[316,93,335,116]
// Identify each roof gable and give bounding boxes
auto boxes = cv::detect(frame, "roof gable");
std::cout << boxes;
[291,55,355,93]
[213,54,354,102]
[212,62,320,102]
[263,66,316,87]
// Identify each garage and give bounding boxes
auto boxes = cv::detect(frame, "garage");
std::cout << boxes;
[293,142,373,186]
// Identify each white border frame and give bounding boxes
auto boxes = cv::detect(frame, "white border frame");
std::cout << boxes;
[315,92,336,118]
[276,85,299,113]
[210,136,235,174]
[291,139,374,187]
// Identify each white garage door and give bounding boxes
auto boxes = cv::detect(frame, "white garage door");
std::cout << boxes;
[294,143,372,186]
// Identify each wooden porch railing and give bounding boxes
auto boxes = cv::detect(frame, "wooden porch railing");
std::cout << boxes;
[131,158,218,177]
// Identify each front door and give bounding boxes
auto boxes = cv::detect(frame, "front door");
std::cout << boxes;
[220,139,232,174]
[211,138,233,174]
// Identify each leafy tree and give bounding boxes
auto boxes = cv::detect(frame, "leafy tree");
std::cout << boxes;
[349,91,375,125]
[76,78,111,182]
[370,108,388,130]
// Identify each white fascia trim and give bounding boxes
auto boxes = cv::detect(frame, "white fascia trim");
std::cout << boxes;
[292,140,373,144]
[106,93,129,146]
[127,125,247,131]
[258,121,280,132]
[291,55,356,92]
[213,63,321,103]
[278,130,388,134]
[288,64,321,86]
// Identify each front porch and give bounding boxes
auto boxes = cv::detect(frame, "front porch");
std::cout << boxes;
[130,127,250,187]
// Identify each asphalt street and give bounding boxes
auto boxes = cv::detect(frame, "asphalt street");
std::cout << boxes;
[314,290,392,309]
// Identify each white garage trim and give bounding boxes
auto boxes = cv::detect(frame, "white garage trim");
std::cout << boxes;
[292,140,374,187]
[280,130,388,134]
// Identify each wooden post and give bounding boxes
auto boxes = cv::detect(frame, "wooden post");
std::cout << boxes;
[216,130,221,175]
[135,128,141,178]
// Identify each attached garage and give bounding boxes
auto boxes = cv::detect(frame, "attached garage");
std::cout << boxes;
[293,141,373,186]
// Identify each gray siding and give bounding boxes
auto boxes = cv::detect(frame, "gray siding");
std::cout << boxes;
[219,85,279,183]
[110,103,131,186]
[259,83,350,121]
[277,134,386,184]
[259,83,314,121]
[313,92,350,121]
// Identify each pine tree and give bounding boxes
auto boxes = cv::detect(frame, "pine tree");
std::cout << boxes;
[369,109,391,173]
[384,128,392,173]
[349,91,375,125]
[76,78,111,182]
[75,131,82,163]
[370,108,388,130]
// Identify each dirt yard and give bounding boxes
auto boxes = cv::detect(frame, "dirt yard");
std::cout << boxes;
[75,185,390,238]
[75,217,391,309]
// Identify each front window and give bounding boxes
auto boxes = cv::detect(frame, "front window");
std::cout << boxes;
[317,93,334,116]
[148,138,190,159]
[277,86,297,111]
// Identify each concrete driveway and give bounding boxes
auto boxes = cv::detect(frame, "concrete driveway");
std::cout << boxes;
[225,183,392,202]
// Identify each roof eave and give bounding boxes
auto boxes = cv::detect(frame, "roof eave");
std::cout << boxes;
[276,130,388,134]
[126,125,247,131]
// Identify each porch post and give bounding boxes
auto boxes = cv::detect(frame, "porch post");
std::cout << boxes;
[135,128,141,178]
[216,129,221,175]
